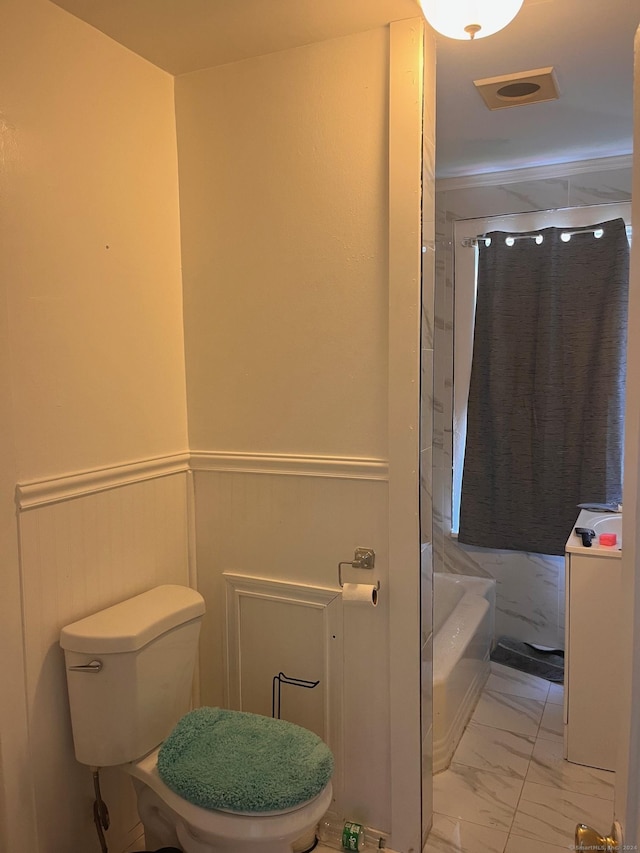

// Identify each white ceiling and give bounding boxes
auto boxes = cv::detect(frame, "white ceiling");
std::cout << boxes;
[51,0,639,179]
[49,0,419,75]
[434,0,639,178]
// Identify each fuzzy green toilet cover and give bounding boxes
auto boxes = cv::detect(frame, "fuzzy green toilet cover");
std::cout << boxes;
[157,707,334,813]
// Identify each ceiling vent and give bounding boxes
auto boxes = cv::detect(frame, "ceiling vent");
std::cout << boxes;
[473,66,559,110]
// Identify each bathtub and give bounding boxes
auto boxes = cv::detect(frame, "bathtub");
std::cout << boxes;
[432,573,496,773]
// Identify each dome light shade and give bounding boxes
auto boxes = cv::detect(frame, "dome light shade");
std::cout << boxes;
[419,0,524,40]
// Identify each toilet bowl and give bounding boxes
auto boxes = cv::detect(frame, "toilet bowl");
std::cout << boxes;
[129,746,333,853]
[59,585,334,852]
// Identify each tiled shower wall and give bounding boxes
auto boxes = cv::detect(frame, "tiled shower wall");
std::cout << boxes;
[432,159,632,650]
[420,27,437,847]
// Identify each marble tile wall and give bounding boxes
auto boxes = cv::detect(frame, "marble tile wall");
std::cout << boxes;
[421,28,437,847]
[431,159,632,650]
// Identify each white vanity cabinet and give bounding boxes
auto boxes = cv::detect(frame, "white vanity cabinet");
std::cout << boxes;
[564,511,622,772]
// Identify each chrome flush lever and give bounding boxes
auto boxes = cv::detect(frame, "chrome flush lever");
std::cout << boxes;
[68,659,103,673]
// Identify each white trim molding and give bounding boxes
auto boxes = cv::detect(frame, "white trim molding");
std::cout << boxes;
[189,451,389,481]
[16,453,190,511]
[437,153,633,192]
[16,450,388,511]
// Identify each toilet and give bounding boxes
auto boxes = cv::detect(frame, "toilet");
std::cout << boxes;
[59,585,333,853]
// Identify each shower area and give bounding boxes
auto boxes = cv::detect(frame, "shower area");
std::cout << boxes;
[421,164,633,818]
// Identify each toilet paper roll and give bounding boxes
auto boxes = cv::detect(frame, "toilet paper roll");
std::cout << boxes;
[342,582,378,607]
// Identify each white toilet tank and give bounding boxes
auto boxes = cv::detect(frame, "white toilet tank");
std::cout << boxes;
[60,585,205,768]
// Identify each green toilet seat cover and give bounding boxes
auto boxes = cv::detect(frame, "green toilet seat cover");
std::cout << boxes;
[157,707,334,813]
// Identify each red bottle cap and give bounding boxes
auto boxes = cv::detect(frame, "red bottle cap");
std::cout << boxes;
[599,533,617,546]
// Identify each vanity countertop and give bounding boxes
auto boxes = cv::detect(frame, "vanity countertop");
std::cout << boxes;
[565,509,622,557]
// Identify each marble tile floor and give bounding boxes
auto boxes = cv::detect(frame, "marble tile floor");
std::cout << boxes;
[124,663,611,853]
[424,662,615,853]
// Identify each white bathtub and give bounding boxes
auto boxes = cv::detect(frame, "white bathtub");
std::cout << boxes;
[433,573,496,773]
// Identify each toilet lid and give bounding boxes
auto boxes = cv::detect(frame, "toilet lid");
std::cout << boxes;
[157,707,334,814]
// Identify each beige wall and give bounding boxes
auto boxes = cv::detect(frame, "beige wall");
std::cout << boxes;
[176,28,389,459]
[0,6,427,849]
[1,0,188,483]
[176,26,414,834]
[0,1,189,849]
[0,252,31,853]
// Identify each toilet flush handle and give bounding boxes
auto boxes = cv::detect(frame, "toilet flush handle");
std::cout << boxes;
[68,659,103,673]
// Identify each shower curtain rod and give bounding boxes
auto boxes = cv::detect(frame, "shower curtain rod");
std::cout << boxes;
[462,224,602,248]
[461,222,632,248]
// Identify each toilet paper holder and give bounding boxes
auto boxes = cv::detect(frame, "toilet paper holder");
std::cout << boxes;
[338,547,379,589]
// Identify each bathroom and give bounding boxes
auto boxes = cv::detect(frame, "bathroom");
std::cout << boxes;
[427,169,633,851]
[1,1,423,850]
[426,2,639,850]
[1,2,640,853]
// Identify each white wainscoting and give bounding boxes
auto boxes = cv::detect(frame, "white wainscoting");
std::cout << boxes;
[15,451,392,848]
[224,573,344,805]
[194,467,391,832]
[16,461,192,853]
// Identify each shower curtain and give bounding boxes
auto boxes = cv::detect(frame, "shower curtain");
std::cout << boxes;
[458,217,629,556]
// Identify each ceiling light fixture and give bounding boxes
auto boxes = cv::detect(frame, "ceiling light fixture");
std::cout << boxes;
[418,0,524,40]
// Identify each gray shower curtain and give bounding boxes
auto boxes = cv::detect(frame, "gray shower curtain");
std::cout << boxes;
[458,217,629,556]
